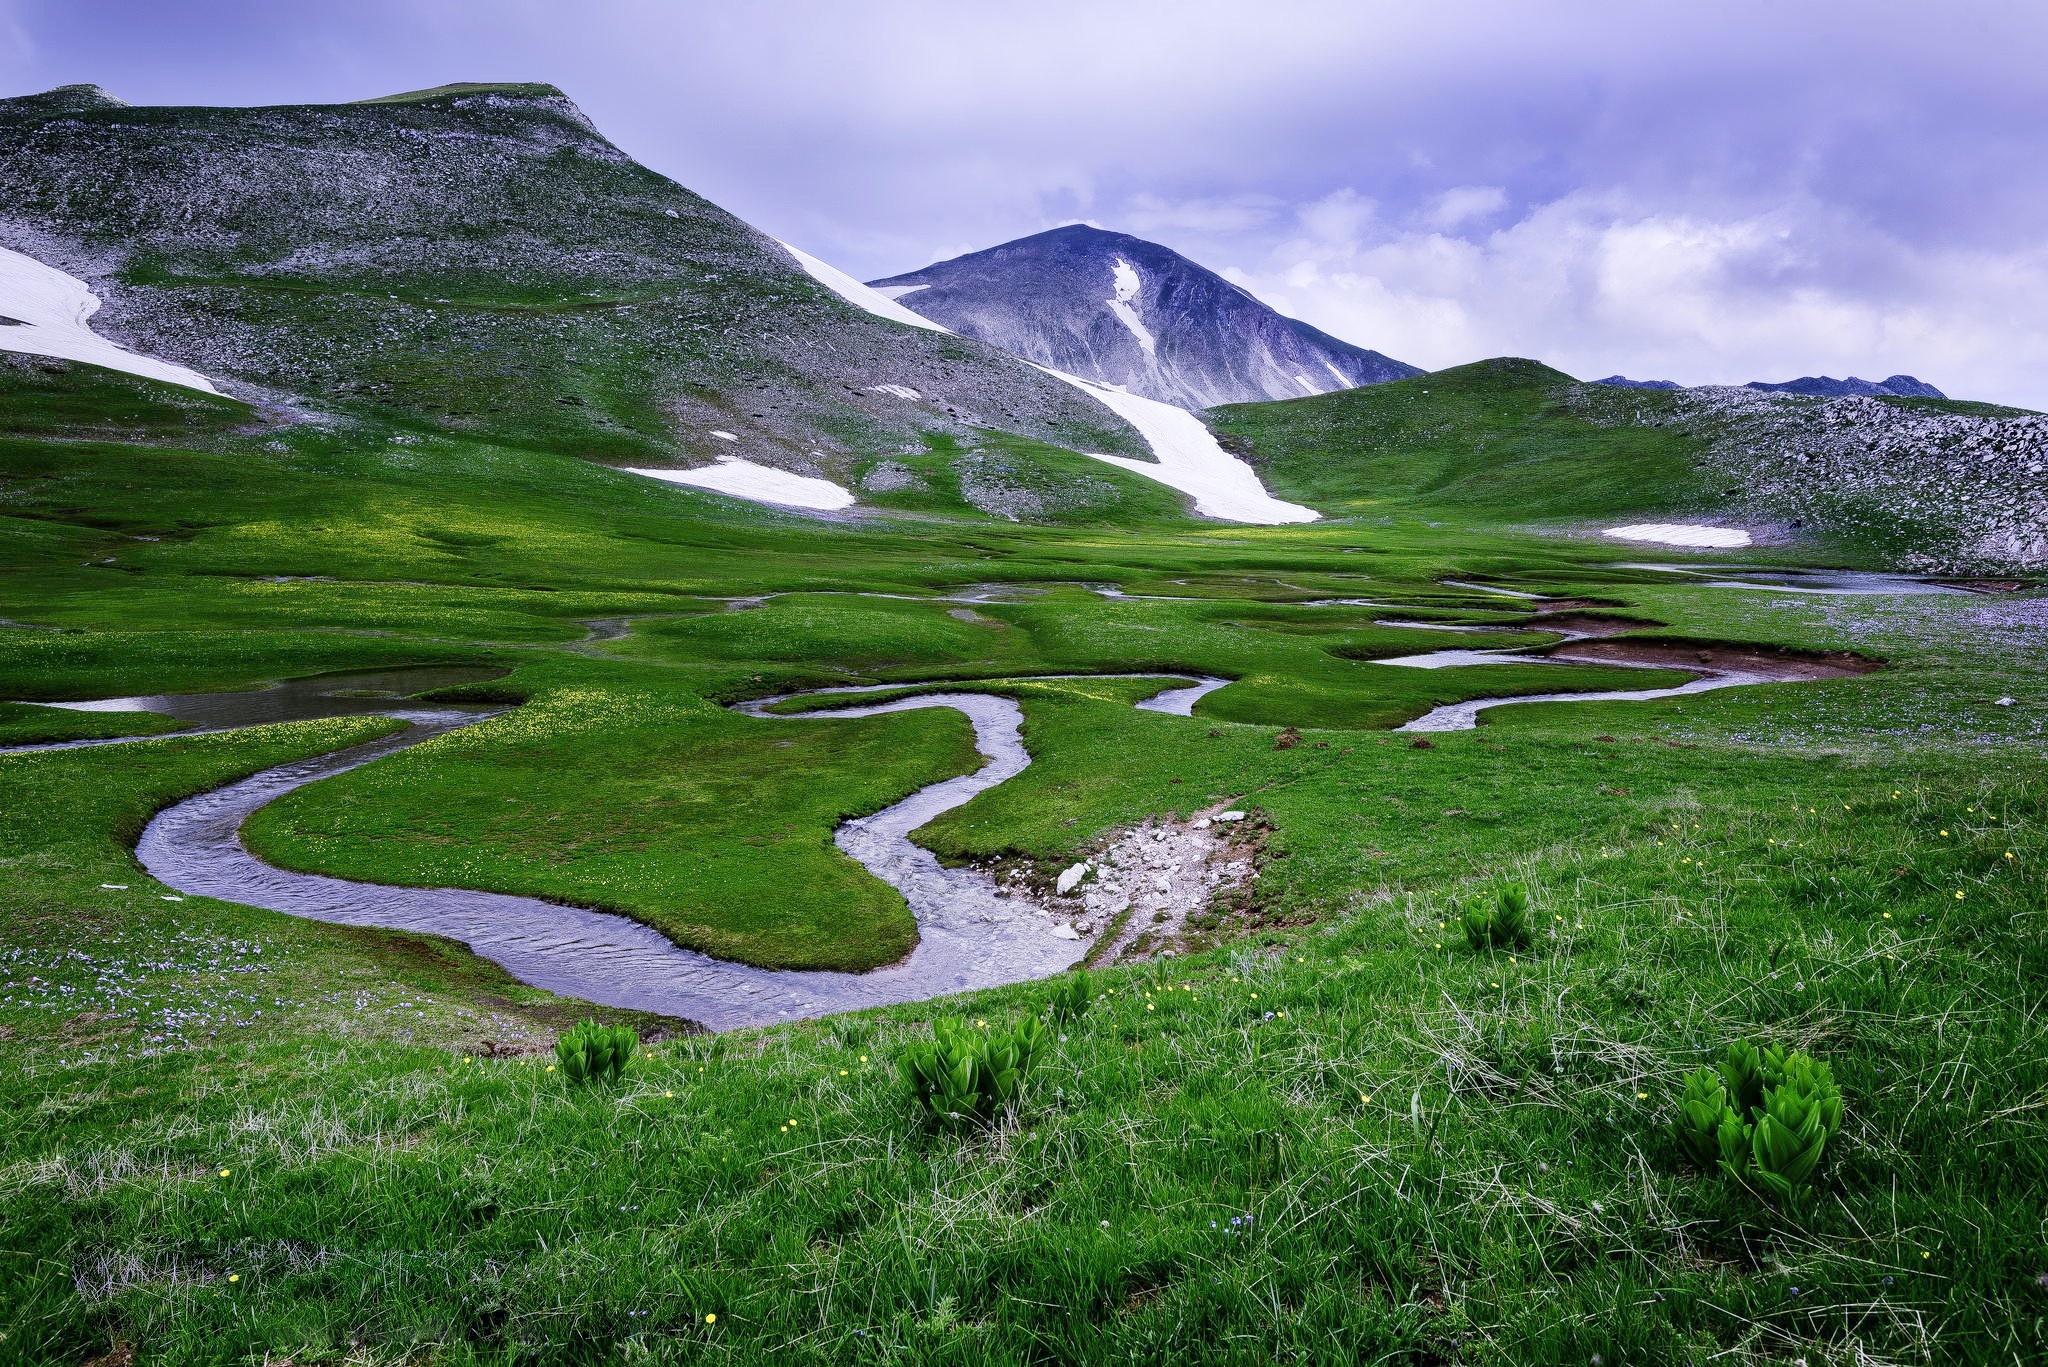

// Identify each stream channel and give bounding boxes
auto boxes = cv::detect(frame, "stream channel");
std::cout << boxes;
[3,572,1893,1024]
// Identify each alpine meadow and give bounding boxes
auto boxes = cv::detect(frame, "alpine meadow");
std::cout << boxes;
[0,58,2045,1367]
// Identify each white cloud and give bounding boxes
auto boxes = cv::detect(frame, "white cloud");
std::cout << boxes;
[1223,190,2048,407]
[1423,185,1506,230]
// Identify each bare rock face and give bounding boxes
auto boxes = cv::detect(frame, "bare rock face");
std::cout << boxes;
[0,83,1140,479]
[869,224,1419,410]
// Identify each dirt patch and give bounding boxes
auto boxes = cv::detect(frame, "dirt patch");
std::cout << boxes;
[1547,638,1881,679]
[1522,596,1630,611]
[1936,579,2031,594]
[1016,806,1266,964]
[1522,611,1665,637]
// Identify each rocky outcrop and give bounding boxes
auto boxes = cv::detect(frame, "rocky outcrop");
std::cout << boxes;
[1674,387,2048,572]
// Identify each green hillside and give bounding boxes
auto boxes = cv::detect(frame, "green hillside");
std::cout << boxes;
[1211,358,1714,520]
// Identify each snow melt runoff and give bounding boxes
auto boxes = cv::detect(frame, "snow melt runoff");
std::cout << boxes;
[778,240,1318,525]
[0,244,221,394]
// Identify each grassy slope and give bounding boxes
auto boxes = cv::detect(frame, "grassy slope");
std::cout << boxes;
[2,359,2045,1363]
[1211,357,1717,525]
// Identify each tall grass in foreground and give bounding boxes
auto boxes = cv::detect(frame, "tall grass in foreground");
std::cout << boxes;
[4,772,2044,1364]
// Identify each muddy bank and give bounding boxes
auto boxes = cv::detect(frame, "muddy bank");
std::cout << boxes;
[1545,638,1881,679]
[1523,611,1665,637]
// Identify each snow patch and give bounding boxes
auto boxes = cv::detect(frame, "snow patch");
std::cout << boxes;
[1322,360,1352,389]
[873,283,930,300]
[1032,365,1320,525]
[1105,258,1157,356]
[710,430,739,442]
[1603,523,1753,548]
[777,240,951,333]
[627,458,856,511]
[0,244,221,394]
[869,383,922,400]
[1293,373,1320,395]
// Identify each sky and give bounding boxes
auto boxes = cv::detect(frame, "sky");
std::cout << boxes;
[7,0,2048,405]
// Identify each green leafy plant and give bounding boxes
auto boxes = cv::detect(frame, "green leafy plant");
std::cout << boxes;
[1461,881,1533,952]
[1048,970,1095,1028]
[555,1020,637,1085]
[901,1016,1053,1127]
[1673,1040,1843,1212]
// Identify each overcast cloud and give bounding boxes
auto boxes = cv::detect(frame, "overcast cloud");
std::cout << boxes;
[6,0,2047,404]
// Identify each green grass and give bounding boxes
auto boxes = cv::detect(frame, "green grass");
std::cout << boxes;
[1211,358,1716,520]
[2,358,2044,1363]
[244,680,981,971]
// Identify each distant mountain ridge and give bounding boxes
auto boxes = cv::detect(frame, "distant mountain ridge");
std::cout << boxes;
[869,224,1420,410]
[1595,373,1947,399]
[1746,374,1945,399]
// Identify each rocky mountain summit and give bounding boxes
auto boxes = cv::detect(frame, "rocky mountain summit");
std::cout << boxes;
[0,82,1141,477]
[869,224,1419,410]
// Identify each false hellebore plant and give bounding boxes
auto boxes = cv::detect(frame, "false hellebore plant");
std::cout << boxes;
[1675,1041,1844,1212]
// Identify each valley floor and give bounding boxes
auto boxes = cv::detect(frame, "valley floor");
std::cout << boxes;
[1,365,2044,1366]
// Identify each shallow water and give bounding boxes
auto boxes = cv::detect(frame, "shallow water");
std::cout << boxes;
[14,665,508,752]
[1395,665,1772,732]
[12,668,1226,1030]
[1610,563,1973,595]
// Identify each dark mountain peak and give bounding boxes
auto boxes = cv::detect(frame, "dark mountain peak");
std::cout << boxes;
[0,84,129,115]
[1747,374,1946,400]
[869,226,1419,408]
[1593,374,1682,390]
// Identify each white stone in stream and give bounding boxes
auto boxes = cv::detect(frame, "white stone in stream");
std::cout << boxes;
[1994,696,2016,706]
[1056,862,1089,895]
[1215,810,1247,822]
[1051,923,1082,940]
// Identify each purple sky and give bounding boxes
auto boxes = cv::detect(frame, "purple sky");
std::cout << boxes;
[8,0,2048,405]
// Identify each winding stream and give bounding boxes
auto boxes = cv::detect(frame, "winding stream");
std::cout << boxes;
[7,667,1225,1030]
[2,575,1871,1020]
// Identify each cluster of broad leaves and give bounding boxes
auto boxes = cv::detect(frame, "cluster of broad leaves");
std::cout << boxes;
[555,1019,639,1085]
[1462,881,1533,952]
[901,971,1098,1127]
[1676,1040,1844,1211]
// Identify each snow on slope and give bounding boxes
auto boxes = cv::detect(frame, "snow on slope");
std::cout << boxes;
[0,244,220,393]
[1105,258,1157,357]
[1603,523,1753,549]
[782,239,1319,525]
[627,457,856,511]
[1030,365,1319,524]
[777,241,950,333]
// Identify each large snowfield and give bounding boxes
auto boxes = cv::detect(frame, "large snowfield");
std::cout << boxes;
[626,458,857,511]
[1602,523,1754,548]
[0,244,221,394]
[781,241,1319,525]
